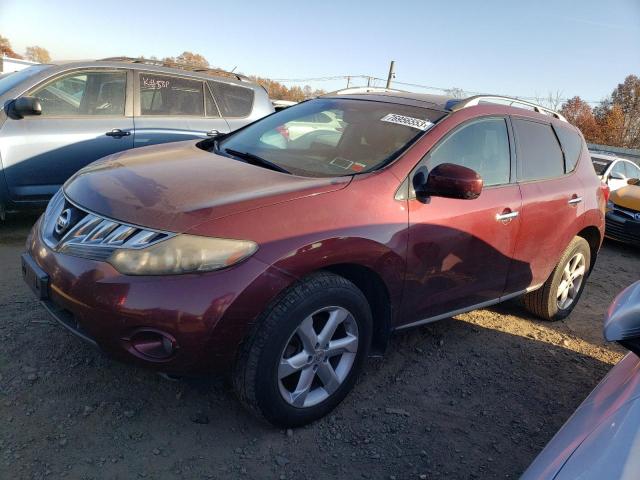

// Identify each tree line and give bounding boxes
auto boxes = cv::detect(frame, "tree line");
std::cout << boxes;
[2,33,638,147]
[559,75,640,149]
[0,35,51,62]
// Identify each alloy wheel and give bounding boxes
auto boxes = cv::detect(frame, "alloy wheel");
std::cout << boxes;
[278,306,359,408]
[556,252,586,310]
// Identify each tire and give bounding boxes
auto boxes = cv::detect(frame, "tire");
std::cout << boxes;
[232,271,372,427]
[524,236,591,321]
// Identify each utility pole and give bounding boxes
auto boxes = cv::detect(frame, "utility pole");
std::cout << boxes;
[367,76,371,87]
[346,76,351,88]
[385,61,395,88]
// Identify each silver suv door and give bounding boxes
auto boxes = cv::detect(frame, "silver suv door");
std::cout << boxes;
[1,68,134,201]
[132,71,230,148]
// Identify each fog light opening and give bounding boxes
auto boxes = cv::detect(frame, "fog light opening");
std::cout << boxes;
[128,329,177,360]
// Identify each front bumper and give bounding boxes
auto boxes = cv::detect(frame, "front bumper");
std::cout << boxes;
[23,216,294,374]
[605,210,640,246]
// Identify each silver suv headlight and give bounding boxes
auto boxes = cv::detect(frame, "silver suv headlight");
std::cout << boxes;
[107,234,258,275]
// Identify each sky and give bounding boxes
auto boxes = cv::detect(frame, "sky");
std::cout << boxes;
[1,0,639,104]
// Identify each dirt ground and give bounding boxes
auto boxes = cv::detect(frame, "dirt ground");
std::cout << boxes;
[0,213,637,480]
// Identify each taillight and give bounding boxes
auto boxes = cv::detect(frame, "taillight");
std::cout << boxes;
[600,181,610,203]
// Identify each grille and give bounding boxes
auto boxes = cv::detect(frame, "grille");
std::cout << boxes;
[606,216,640,246]
[41,190,175,261]
[612,204,640,221]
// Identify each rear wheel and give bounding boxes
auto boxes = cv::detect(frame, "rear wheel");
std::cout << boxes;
[524,236,591,321]
[233,272,372,427]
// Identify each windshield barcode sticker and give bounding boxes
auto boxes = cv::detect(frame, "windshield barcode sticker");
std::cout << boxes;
[381,114,434,131]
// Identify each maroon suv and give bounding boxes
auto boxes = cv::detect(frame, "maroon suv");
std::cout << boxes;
[22,92,606,426]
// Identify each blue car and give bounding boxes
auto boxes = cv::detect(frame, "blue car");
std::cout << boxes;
[0,58,273,218]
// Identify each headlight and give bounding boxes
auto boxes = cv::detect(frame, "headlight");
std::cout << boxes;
[107,234,258,275]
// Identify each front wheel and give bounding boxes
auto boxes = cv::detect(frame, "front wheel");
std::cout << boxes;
[524,236,591,321]
[233,272,372,427]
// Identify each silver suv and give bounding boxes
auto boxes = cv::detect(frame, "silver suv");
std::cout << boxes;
[0,57,273,218]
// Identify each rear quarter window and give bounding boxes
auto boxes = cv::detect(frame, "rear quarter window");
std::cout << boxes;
[209,81,254,117]
[513,119,564,181]
[553,125,583,173]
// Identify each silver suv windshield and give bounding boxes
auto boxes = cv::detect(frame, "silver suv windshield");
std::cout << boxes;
[216,98,446,177]
[0,64,51,98]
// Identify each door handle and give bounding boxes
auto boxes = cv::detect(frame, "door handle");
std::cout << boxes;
[105,129,131,138]
[568,196,583,206]
[496,209,519,223]
[206,129,220,137]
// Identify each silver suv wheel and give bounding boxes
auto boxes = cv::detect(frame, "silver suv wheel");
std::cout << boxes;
[556,252,586,310]
[278,306,359,408]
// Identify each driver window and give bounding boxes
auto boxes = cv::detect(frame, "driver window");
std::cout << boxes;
[425,118,511,186]
[30,71,126,116]
[624,162,640,179]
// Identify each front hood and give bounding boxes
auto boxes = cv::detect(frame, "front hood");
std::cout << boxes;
[611,185,640,212]
[64,140,350,232]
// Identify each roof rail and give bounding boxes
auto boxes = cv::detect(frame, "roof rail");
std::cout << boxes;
[450,95,567,122]
[97,56,249,82]
[330,86,406,95]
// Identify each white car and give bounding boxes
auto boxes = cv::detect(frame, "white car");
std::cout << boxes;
[591,152,640,192]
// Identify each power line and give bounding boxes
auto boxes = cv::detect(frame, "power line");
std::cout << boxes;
[270,74,603,105]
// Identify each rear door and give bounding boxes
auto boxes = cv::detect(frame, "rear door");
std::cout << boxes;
[403,116,523,323]
[0,68,133,201]
[132,71,229,148]
[507,118,584,291]
[208,80,256,132]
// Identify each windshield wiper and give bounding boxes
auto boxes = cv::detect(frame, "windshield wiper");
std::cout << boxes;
[224,148,290,174]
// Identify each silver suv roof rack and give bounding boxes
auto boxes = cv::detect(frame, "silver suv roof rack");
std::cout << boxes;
[98,56,249,82]
[331,86,406,95]
[450,95,567,122]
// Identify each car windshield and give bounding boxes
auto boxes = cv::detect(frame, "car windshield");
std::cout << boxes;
[216,98,446,177]
[0,64,51,97]
[591,157,612,176]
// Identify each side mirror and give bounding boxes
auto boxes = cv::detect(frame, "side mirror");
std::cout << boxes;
[609,171,625,181]
[604,281,640,357]
[7,96,42,119]
[414,163,483,200]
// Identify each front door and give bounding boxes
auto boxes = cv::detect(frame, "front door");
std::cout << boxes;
[402,117,523,324]
[0,69,133,201]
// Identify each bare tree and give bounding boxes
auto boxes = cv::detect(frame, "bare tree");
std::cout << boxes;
[535,90,564,111]
[24,46,51,63]
[445,87,466,99]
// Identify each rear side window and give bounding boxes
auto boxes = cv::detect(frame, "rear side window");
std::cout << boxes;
[513,119,564,181]
[139,74,204,116]
[425,117,511,187]
[554,125,582,172]
[209,81,254,117]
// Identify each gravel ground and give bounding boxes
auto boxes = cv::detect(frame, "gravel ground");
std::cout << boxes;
[0,213,637,480]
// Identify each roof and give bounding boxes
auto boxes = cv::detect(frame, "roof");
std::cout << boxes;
[322,90,567,121]
[323,91,455,112]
